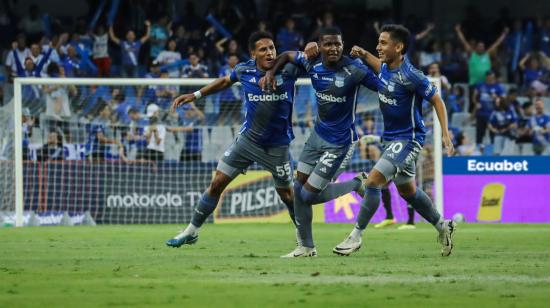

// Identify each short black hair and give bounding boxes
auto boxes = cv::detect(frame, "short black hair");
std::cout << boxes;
[380,24,411,54]
[318,27,342,41]
[522,102,533,109]
[248,31,274,51]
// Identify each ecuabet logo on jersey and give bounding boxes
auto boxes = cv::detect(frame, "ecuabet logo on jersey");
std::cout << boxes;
[335,75,345,87]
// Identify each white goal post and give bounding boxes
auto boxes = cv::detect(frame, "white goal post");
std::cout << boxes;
[11,77,443,227]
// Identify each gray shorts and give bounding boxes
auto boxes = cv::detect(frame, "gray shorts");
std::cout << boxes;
[217,134,293,188]
[297,130,356,190]
[373,140,422,185]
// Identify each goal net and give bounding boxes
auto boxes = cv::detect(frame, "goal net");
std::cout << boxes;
[2,77,440,226]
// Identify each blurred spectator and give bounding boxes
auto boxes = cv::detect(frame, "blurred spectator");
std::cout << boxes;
[109,20,151,78]
[174,25,190,56]
[169,103,205,161]
[519,52,549,96]
[91,24,110,77]
[5,34,30,79]
[356,114,382,161]
[440,41,465,81]
[472,71,505,144]
[504,88,521,117]
[456,132,481,156]
[539,17,550,56]
[419,40,441,70]
[455,24,508,85]
[150,16,172,61]
[533,98,550,155]
[516,102,535,154]
[143,104,166,161]
[22,108,34,160]
[447,85,466,119]
[488,100,517,155]
[37,131,65,161]
[506,19,534,82]
[125,108,148,160]
[277,18,303,53]
[218,54,242,125]
[181,53,209,78]
[44,62,77,141]
[310,12,340,41]
[18,5,44,42]
[155,71,178,109]
[215,38,246,64]
[61,45,82,77]
[154,39,182,78]
[427,62,451,97]
[86,103,126,162]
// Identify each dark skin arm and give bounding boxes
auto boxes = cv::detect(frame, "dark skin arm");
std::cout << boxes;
[259,51,300,92]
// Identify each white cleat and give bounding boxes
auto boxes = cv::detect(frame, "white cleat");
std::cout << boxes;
[332,236,362,256]
[281,246,318,258]
[438,220,457,257]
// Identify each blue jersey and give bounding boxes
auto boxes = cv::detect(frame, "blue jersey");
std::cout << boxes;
[489,109,517,135]
[476,82,505,118]
[229,59,299,146]
[377,57,436,145]
[294,52,381,145]
[86,118,110,155]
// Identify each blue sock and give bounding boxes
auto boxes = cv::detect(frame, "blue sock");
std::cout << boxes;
[293,181,314,248]
[403,189,442,230]
[191,192,219,227]
[355,187,382,230]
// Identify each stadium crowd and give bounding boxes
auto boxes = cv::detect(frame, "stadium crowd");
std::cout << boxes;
[1,0,550,162]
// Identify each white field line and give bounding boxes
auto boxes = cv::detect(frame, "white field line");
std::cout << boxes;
[202,273,550,285]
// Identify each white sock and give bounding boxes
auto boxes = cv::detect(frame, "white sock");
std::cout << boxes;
[350,226,363,240]
[175,223,199,239]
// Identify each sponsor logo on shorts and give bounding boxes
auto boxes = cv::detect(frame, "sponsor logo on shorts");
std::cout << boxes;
[247,92,289,102]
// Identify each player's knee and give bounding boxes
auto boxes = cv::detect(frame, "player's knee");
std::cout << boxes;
[398,187,417,200]
[300,187,318,204]
[209,177,230,197]
[277,188,293,205]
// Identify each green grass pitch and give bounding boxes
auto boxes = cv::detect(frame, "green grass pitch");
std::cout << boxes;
[1,223,550,307]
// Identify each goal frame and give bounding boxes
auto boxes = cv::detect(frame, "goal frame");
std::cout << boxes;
[12,77,443,226]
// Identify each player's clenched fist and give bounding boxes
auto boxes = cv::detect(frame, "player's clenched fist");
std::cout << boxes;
[350,45,367,58]
[304,42,319,59]
[172,93,195,110]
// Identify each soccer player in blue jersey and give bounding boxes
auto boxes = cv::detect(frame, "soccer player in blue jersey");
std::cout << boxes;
[165,31,302,249]
[261,27,381,257]
[330,24,457,256]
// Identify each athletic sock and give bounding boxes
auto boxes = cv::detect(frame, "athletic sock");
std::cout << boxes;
[407,204,415,225]
[282,198,297,226]
[381,188,393,219]
[403,189,444,232]
[293,182,315,248]
[176,223,199,240]
[355,187,382,230]
[307,179,361,204]
[190,192,219,228]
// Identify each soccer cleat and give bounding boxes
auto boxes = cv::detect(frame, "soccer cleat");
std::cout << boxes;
[374,218,397,228]
[166,233,199,248]
[332,236,362,256]
[438,220,457,256]
[354,172,369,197]
[397,224,416,230]
[280,246,317,258]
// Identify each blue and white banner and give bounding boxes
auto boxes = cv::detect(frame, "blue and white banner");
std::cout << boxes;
[443,156,550,175]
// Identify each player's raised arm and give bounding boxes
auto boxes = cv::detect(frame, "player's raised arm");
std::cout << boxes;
[260,51,301,91]
[429,92,454,156]
[350,45,382,74]
[172,75,234,109]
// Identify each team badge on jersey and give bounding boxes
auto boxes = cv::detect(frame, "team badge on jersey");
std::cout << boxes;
[275,75,283,86]
[388,81,395,92]
[335,75,345,87]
